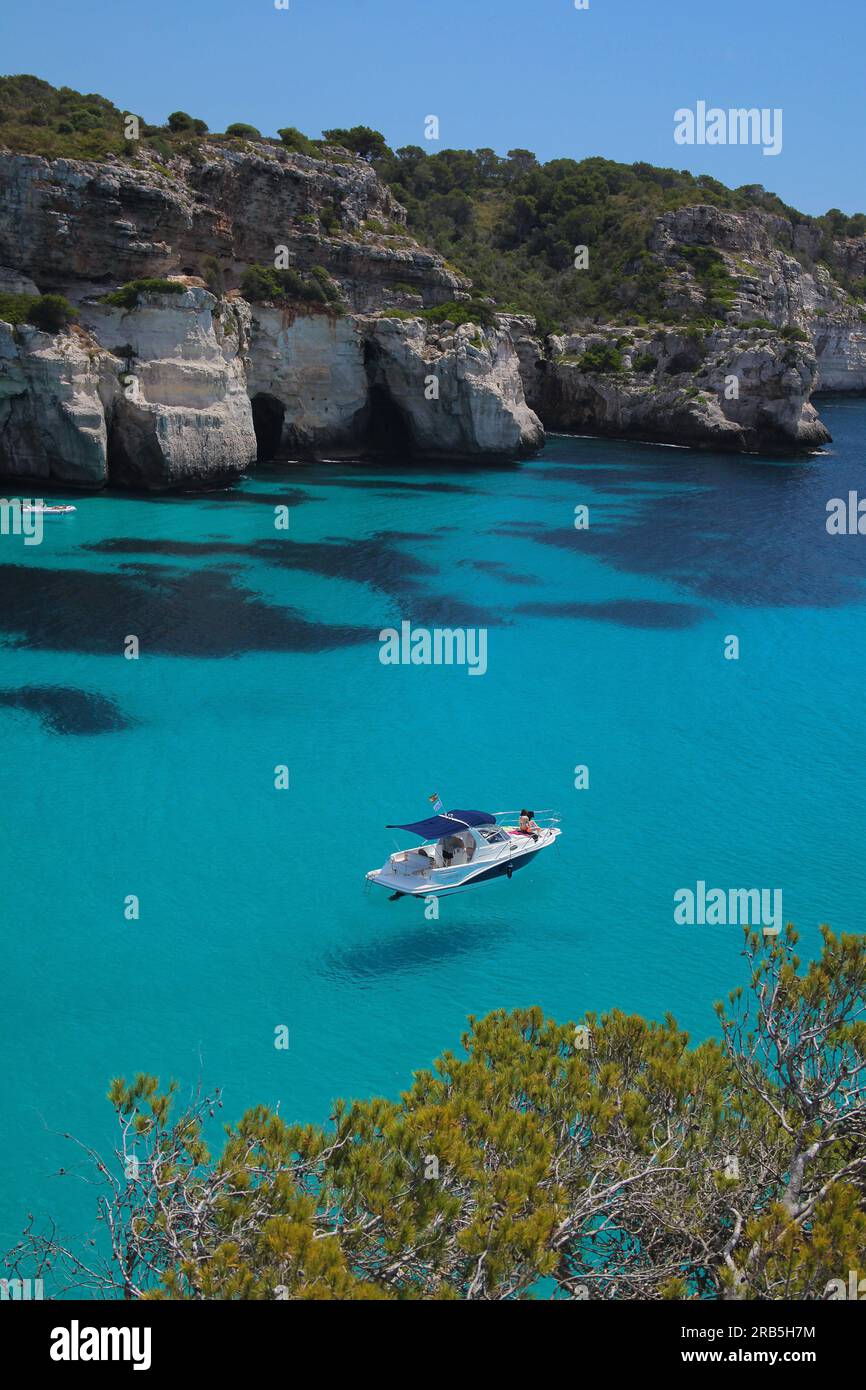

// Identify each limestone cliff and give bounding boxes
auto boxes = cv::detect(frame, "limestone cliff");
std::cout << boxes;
[0,319,113,484]
[0,142,542,487]
[648,203,866,391]
[362,316,543,458]
[520,322,829,455]
[513,200,866,453]
[3,138,866,480]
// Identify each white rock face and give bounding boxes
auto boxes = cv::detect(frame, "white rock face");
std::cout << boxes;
[0,321,112,484]
[810,314,866,391]
[0,287,543,487]
[244,308,543,460]
[246,308,369,452]
[82,286,257,488]
[363,315,544,456]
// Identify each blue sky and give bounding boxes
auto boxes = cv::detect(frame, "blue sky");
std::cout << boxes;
[1,0,864,215]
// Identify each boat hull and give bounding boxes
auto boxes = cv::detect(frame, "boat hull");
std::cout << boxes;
[366,830,557,898]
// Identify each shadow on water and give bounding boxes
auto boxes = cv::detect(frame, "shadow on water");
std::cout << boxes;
[499,447,866,608]
[515,598,712,629]
[460,558,543,587]
[82,536,511,629]
[319,916,512,983]
[84,532,438,594]
[0,685,134,734]
[0,565,371,656]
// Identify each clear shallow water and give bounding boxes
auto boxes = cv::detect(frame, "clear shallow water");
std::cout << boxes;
[2,399,865,1264]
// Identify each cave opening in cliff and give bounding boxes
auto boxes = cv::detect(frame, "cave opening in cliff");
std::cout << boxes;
[251,393,287,462]
[364,384,414,455]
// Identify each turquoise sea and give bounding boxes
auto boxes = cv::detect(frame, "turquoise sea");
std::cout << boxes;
[2,397,865,1272]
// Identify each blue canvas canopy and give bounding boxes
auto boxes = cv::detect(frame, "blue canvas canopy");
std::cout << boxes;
[386,809,496,839]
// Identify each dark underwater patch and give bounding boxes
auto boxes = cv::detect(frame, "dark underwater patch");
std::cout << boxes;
[0,564,370,657]
[497,450,866,609]
[515,598,711,629]
[407,595,508,629]
[0,685,133,734]
[85,532,440,603]
[320,919,509,982]
[78,534,506,637]
[460,558,542,587]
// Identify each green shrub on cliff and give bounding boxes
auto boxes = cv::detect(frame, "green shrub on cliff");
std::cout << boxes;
[576,341,624,373]
[309,265,343,304]
[678,245,737,315]
[240,263,341,309]
[319,205,340,234]
[26,293,79,331]
[780,323,809,342]
[322,124,389,161]
[201,256,225,295]
[430,299,496,329]
[225,122,260,140]
[382,299,496,330]
[166,111,207,134]
[0,291,78,332]
[0,293,33,326]
[277,126,316,156]
[102,279,187,309]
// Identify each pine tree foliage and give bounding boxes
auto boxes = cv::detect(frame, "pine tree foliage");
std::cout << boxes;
[5,927,865,1300]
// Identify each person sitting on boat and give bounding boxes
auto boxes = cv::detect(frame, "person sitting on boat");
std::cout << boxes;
[441,834,464,865]
[519,809,540,841]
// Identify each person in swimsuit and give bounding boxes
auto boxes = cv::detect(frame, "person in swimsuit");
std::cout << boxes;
[518,809,540,840]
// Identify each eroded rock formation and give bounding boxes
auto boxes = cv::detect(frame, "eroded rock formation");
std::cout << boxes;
[520,323,830,454]
[649,203,866,392]
[3,142,866,483]
[0,143,543,486]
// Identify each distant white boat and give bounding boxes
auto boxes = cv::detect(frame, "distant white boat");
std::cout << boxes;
[22,504,77,514]
[366,807,561,899]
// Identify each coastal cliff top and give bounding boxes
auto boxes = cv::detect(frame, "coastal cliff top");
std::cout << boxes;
[2,74,866,336]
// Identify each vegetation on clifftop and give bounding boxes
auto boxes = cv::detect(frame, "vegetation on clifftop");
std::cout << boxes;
[240,264,343,308]
[101,279,187,310]
[3,75,866,333]
[0,290,78,332]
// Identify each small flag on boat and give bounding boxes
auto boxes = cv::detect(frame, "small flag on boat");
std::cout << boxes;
[428,793,443,812]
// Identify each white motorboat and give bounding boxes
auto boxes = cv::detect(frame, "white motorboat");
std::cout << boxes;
[21,504,76,514]
[365,808,560,899]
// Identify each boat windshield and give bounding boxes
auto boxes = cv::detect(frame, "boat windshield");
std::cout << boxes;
[435,830,477,865]
[479,827,508,844]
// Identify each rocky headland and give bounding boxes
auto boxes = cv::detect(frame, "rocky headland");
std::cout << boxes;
[2,87,866,488]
